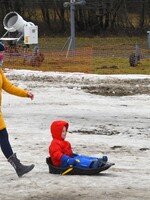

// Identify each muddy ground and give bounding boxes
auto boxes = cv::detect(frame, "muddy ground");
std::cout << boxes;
[5,70,150,96]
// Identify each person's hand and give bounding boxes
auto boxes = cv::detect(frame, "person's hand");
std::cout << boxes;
[61,154,76,166]
[27,91,34,100]
[67,158,76,166]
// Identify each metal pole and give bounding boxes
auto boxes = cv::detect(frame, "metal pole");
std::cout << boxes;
[70,0,75,56]
[147,31,150,49]
[63,0,86,57]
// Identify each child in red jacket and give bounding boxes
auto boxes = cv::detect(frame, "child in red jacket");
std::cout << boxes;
[49,120,108,169]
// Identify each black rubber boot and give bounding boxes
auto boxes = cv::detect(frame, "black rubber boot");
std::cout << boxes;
[8,153,35,177]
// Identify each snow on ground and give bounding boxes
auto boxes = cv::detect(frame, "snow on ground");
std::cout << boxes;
[0,69,150,200]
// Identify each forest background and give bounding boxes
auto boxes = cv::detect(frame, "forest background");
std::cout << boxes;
[1,0,150,74]
[0,0,150,36]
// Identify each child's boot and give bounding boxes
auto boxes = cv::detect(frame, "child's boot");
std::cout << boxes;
[97,156,108,167]
[8,153,34,177]
[90,159,103,168]
[102,156,108,163]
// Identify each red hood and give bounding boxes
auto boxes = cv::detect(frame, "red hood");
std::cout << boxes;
[50,120,69,140]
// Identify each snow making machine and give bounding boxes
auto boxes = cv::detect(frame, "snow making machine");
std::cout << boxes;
[0,11,44,66]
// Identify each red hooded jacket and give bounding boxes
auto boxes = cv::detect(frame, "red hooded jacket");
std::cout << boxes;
[49,120,73,167]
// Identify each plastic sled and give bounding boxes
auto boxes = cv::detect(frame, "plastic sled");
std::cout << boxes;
[46,157,115,175]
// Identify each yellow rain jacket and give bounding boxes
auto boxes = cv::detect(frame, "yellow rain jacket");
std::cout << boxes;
[0,69,28,130]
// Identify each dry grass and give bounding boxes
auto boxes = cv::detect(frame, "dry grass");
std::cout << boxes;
[3,36,150,74]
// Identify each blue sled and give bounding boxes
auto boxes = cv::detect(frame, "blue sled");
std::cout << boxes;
[46,157,115,175]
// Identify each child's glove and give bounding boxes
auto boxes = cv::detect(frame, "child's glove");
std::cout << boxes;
[67,158,76,166]
[61,154,76,166]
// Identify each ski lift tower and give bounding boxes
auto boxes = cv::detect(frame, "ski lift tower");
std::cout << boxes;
[63,0,86,57]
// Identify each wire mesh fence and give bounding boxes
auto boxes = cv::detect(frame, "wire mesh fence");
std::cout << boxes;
[3,42,150,70]
[3,44,134,60]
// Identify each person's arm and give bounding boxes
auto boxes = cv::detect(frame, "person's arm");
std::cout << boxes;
[49,142,63,162]
[2,71,34,99]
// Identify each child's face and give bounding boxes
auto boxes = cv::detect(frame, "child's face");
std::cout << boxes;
[62,126,67,139]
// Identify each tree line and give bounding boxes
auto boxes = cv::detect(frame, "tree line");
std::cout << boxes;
[0,0,150,36]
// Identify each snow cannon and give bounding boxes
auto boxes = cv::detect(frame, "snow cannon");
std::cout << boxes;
[2,11,38,45]
[0,11,44,67]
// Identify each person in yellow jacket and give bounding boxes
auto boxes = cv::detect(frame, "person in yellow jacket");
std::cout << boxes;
[0,42,34,177]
